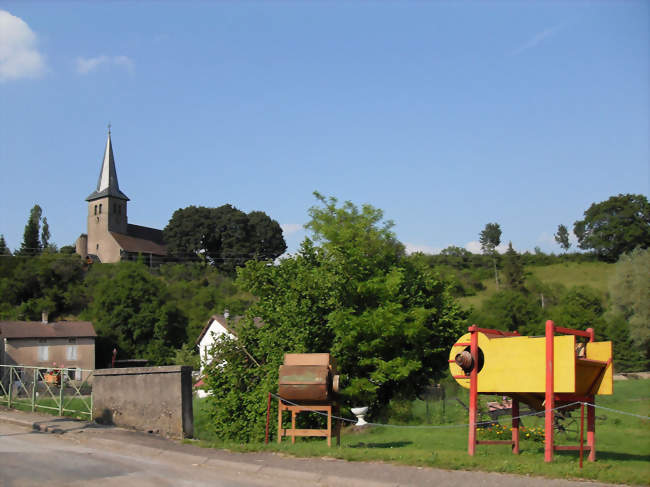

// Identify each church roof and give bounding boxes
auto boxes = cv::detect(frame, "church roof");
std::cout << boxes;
[86,130,130,202]
[110,231,167,256]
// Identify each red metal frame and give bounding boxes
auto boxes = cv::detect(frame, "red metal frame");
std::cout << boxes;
[545,321,597,463]
[466,325,520,456]
[463,322,602,464]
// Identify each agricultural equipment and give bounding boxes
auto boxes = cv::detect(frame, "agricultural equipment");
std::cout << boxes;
[449,320,613,463]
[272,353,341,446]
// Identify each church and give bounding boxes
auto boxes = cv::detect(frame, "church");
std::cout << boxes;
[75,129,167,264]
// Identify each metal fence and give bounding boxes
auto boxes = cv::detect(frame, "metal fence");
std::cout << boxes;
[0,364,93,418]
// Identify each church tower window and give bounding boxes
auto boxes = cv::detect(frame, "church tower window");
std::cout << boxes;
[94,205,97,215]
[99,204,102,214]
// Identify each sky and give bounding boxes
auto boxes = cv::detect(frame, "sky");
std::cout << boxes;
[0,1,648,257]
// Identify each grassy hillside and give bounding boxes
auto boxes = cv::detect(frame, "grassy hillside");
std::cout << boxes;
[458,261,616,310]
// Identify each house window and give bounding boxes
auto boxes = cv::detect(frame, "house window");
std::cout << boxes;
[118,205,122,215]
[113,203,116,213]
[38,345,48,361]
[66,345,78,361]
[68,338,76,344]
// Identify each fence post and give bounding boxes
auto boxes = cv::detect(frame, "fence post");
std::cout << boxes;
[32,368,37,411]
[59,369,65,416]
[8,366,13,409]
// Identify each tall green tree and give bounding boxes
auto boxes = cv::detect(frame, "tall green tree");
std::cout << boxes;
[554,224,571,253]
[479,222,502,289]
[502,242,524,290]
[574,194,650,261]
[83,261,187,366]
[203,193,466,441]
[164,204,286,274]
[19,205,42,256]
[0,235,11,256]
[40,217,51,250]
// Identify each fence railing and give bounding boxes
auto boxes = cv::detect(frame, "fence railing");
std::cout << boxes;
[0,364,93,418]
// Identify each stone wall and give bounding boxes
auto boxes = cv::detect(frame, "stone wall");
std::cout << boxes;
[92,366,193,439]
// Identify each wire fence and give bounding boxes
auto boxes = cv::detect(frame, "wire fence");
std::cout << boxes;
[0,364,94,418]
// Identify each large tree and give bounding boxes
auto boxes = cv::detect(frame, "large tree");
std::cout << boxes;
[479,222,502,289]
[0,235,10,256]
[163,205,286,274]
[573,194,650,262]
[554,224,571,253]
[19,205,43,256]
[502,242,524,290]
[203,193,466,441]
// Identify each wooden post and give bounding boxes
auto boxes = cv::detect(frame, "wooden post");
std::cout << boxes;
[468,325,478,456]
[512,398,520,454]
[327,406,332,447]
[277,401,283,443]
[545,320,555,463]
[291,410,296,444]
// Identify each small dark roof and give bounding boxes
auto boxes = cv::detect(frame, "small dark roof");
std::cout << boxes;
[0,321,96,339]
[110,232,167,256]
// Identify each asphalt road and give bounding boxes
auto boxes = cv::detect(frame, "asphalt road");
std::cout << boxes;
[0,422,293,487]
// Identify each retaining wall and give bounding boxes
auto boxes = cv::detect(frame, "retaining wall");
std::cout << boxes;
[92,365,193,438]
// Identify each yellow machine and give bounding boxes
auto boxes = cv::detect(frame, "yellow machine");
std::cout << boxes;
[449,322,612,462]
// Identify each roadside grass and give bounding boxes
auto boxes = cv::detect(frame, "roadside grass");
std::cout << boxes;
[3,396,92,420]
[191,378,650,485]
[458,261,615,309]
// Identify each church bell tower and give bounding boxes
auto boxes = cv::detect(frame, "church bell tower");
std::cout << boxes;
[84,127,129,258]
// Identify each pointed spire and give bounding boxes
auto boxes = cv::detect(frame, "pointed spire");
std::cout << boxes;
[86,127,129,202]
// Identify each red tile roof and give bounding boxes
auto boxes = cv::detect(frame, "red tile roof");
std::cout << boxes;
[110,231,167,255]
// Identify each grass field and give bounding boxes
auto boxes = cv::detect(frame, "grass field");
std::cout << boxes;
[458,261,616,309]
[191,377,650,485]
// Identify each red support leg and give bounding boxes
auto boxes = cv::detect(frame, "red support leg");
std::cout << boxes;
[545,320,555,463]
[468,325,478,456]
[512,398,520,454]
[587,397,596,461]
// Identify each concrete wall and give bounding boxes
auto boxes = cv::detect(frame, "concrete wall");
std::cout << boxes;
[92,366,193,439]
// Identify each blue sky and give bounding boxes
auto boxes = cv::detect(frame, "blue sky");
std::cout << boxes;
[1,2,648,256]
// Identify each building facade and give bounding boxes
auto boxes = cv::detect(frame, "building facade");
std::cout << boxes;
[76,129,167,264]
[0,318,96,377]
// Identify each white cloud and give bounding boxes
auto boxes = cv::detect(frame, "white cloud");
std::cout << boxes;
[465,241,508,254]
[76,55,134,74]
[404,243,441,255]
[0,10,46,81]
[512,25,560,56]
[280,223,303,236]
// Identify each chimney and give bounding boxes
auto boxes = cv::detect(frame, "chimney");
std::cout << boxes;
[223,309,229,319]
[42,312,48,324]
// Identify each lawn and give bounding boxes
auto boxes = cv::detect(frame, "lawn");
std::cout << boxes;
[191,377,650,485]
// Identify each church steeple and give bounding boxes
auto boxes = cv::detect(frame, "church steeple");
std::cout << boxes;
[86,127,129,202]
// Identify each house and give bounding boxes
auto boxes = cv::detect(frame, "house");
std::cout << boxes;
[194,313,264,398]
[0,314,96,380]
[196,314,237,371]
[75,127,167,265]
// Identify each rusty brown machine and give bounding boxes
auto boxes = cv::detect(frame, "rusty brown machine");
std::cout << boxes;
[269,353,341,447]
